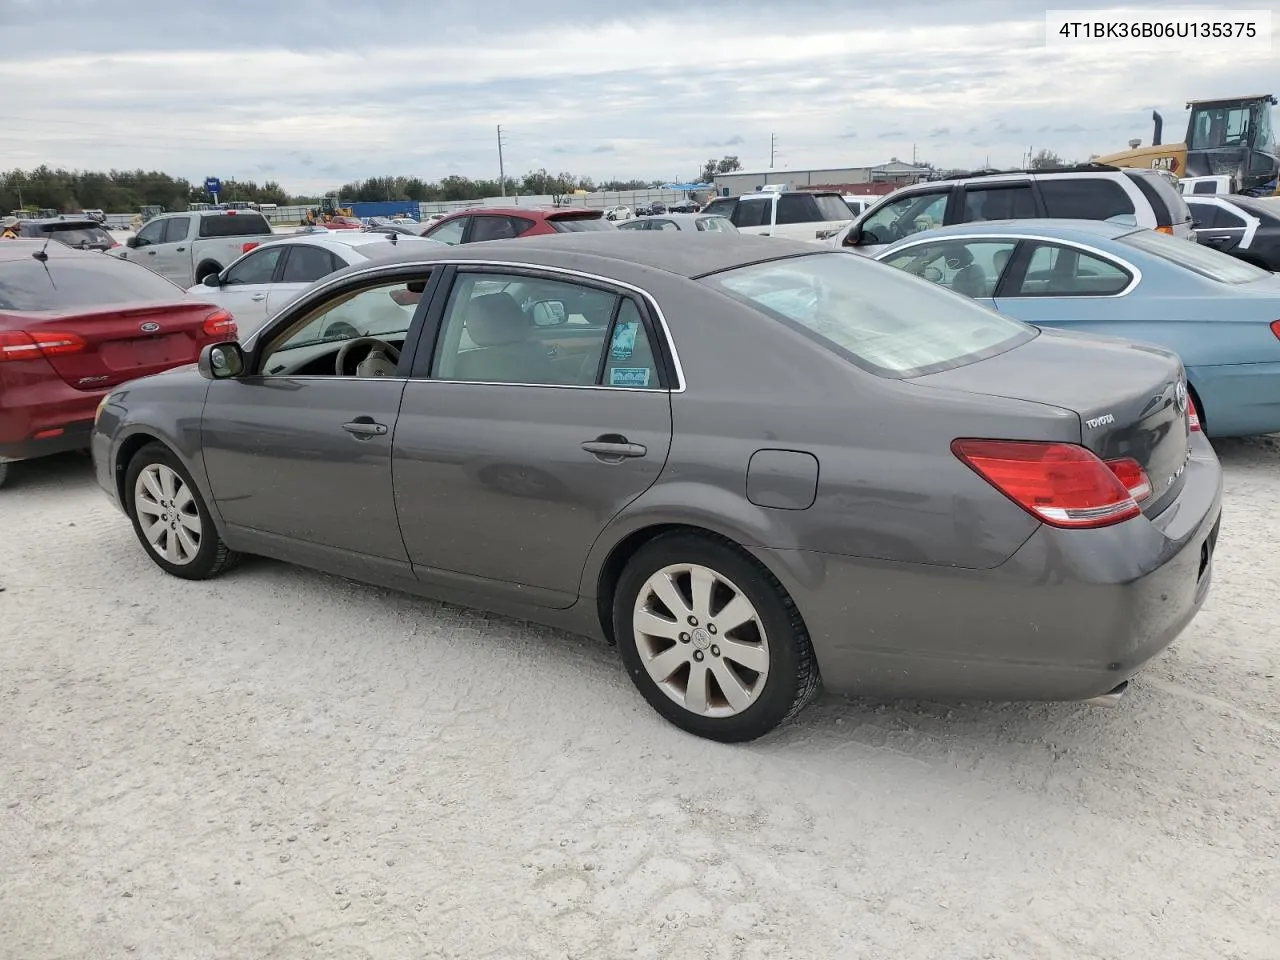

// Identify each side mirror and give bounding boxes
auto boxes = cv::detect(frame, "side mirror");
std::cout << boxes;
[202,273,222,287]
[198,342,246,380]
[126,236,140,248]
[531,300,568,326]
[842,226,863,247]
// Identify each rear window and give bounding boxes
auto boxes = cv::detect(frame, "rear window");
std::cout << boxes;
[702,198,736,218]
[703,252,1034,378]
[1126,171,1192,226]
[1120,228,1271,283]
[549,216,612,233]
[23,223,113,247]
[198,213,274,238]
[0,256,184,311]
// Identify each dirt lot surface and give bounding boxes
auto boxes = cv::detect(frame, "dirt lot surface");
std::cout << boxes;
[2,442,1278,960]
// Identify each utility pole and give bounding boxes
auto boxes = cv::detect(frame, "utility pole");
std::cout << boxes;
[912,143,917,164]
[769,133,777,169]
[497,125,507,199]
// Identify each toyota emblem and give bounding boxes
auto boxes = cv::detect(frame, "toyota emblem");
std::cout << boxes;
[1174,380,1188,413]
[139,321,160,334]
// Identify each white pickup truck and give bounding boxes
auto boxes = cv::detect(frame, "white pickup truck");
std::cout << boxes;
[112,209,276,287]
[700,189,853,241]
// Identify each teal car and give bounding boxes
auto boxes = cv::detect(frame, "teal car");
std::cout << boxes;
[874,219,1280,437]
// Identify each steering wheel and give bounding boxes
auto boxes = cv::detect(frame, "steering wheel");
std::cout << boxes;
[335,336,401,377]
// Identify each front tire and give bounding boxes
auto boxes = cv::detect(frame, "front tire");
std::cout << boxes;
[125,442,239,580]
[614,532,820,742]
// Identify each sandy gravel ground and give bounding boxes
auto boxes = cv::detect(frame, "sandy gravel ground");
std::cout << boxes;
[2,440,1278,960]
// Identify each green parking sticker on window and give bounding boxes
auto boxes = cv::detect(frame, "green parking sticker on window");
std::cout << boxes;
[610,321,638,360]
[610,367,650,387]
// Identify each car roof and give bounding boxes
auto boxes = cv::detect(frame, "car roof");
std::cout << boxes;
[0,238,95,261]
[881,218,1139,244]
[349,232,829,280]
[439,206,602,219]
[636,213,729,221]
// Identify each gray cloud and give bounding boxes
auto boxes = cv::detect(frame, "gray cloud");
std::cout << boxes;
[592,144,616,153]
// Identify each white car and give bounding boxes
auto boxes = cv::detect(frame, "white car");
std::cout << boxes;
[186,231,443,337]
[700,190,853,242]
[604,206,634,221]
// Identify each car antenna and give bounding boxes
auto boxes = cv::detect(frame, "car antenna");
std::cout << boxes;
[32,232,53,262]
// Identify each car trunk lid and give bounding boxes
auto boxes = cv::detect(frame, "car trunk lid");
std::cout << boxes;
[910,328,1192,516]
[15,301,221,391]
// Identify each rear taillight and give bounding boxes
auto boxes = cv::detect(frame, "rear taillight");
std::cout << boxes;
[1187,394,1202,432]
[1105,457,1152,502]
[0,330,88,362]
[1270,320,1280,341]
[201,310,238,339]
[952,439,1141,529]
[242,241,259,253]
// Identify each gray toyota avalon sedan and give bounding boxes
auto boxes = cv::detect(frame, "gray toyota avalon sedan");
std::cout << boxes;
[91,233,1222,742]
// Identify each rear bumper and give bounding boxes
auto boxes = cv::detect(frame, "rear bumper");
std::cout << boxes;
[0,370,102,462]
[756,448,1223,702]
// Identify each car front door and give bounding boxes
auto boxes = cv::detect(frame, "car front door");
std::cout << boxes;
[147,215,193,285]
[844,189,951,256]
[392,267,675,608]
[119,217,167,267]
[206,244,288,330]
[200,270,436,577]
[879,237,1020,310]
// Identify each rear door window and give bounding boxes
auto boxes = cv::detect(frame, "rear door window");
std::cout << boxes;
[280,244,343,282]
[776,193,818,224]
[1038,178,1135,221]
[732,197,773,228]
[1011,243,1133,296]
[1186,200,1220,228]
[959,184,1038,222]
[470,216,523,242]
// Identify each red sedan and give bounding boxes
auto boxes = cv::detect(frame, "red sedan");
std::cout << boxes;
[0,240,237,488]
[421,206,613,244]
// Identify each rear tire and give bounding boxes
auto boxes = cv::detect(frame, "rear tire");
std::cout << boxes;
[194,263,222,283]
[125,442,239,580]
[614,532,820,742]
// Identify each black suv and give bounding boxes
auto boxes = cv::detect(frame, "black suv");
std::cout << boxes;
[17,217,117,252]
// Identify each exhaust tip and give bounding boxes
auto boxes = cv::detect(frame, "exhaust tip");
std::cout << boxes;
[1083,680,1129,707]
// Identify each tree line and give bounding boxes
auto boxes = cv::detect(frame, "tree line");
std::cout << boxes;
[0,166,681,215]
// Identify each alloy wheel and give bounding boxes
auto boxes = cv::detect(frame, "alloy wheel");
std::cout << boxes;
[133,463,202,566]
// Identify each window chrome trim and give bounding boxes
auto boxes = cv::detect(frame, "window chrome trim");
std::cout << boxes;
[240,375,663,392]
[242,257,687,392]
[876,233,1143,299]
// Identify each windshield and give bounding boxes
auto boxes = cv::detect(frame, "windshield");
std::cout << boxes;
[1120,228,1271,283]
[550,217,613,233]
[0,256,183,311]
[813,195,854,221]
[1189,104,1255,150]
[703,253,1034,378]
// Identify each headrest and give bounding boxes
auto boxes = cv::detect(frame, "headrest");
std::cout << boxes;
[467,292,528,346]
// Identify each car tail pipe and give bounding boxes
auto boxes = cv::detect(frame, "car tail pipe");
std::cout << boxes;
[1083,680,1129,706]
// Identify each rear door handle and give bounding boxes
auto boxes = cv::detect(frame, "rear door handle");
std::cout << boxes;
[146,250,156,255]
[342,419,388,438]
[582,436,647,460]
[175,246,186,252]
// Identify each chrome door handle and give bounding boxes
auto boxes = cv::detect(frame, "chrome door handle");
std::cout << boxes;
[251,294,266,301]
[582,437,647,460]
[342,419,388,438]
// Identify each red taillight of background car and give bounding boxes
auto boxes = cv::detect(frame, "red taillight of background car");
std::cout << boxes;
[1270,320,1280,341]
[952,439,1142,528]
[201,310,238,339]
[242,241,259,253]
[1187,394,1202,432]
[0,330,88,362]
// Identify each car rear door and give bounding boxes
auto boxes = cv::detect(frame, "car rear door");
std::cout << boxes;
[203,244,288,329]
[264,243,346,324]
[1188,199,1253,257]
[392,265,675,608]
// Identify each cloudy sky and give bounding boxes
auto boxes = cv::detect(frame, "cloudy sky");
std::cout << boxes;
[0,0,1275,192]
